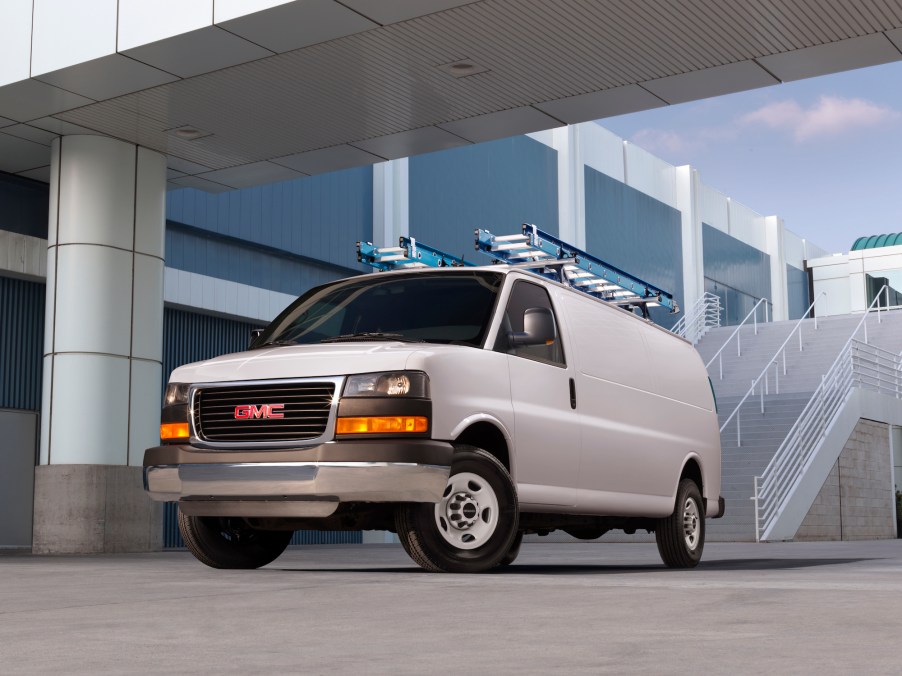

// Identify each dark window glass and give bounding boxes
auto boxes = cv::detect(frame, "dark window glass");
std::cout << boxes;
[258,271,503,347]
[495,280,565,366]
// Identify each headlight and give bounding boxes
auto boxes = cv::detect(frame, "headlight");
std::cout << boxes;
[343,371,429,398]
[164,383,189,406]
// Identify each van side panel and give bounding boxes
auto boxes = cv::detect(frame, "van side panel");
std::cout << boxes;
[556,292,720,517]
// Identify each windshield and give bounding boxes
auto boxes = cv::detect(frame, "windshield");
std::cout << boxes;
[254,271,504,347]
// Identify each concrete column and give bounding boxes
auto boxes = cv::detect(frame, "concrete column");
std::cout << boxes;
[676,166,704,312]
[372,159,409,248]
[551,126,585,248]
[764,215,788,322]
[35,135,165,553]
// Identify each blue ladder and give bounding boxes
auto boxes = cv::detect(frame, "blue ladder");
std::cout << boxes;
[357,225,678,316]
[475,224,678,314]
[357,237,474,271]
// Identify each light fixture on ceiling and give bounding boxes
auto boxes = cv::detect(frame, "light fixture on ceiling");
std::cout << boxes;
[167,125,212,141]
[439,59,490,79]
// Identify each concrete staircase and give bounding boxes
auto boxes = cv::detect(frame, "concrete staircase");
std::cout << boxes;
[696,310,902,541]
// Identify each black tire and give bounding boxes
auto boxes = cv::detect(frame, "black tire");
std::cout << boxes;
[396,447,519,573]
[178,509,292,569]
[498,531,523,567]
[655,478,705,568]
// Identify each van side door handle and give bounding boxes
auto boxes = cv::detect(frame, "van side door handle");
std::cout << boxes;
[569,378,576,409]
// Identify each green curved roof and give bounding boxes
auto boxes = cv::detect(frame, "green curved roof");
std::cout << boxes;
[851,232,902,250]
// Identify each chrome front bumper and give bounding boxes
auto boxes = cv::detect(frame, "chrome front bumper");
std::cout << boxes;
[144,461,451,517]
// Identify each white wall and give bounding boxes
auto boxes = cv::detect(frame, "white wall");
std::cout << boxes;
[623,141,677,209]
[809,253,852,316]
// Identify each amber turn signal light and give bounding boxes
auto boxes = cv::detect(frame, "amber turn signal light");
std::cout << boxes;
[336,416,428,435]
[160,422,190,441]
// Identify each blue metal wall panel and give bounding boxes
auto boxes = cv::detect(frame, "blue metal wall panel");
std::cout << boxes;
[409,136,559,263]
[166,167,373,274]
[165,226,346,296]
[0,276,45,411]
[0,172,49,240]
[786,264,810,320]
[702,224,772,326]
[583,166,683,329]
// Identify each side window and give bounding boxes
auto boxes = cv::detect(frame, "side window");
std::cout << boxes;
[494,280,565,367]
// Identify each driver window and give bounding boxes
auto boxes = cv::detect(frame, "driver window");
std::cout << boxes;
[494,280,565,367]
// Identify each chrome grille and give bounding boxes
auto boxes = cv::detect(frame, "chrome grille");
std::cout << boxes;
[193,381,335,444]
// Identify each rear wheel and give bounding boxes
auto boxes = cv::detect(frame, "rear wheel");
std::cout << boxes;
[178,509,292,569]
[396,447,518,573]
[655,478,705,568]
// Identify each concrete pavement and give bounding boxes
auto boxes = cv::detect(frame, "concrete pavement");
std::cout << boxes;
[1,540,901,674]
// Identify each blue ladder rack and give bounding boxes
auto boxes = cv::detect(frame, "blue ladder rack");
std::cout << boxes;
[475,224,678,313]
[357,237,474,271]
[357,226,678,316]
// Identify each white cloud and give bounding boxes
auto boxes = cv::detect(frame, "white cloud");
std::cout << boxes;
[630,129,691,154]
[739,96,899,142]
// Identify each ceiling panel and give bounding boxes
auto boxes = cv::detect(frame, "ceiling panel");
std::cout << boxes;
[123,26,274,79]
[1,124,58,146]
[758,32,902,81]
[169,175,232,192]
[0,134,52,173]
[437,106,564,143]
[350,126,470,160]
[272,144,385,175]
[35,54,178,102]
[196,161,305,188]
[339,0,479,25]
[0,0,897,192]
[642,61,780,105]
[534,85,666,124]
[17,165,52,183]
[0,79,93,123]
[218,0,377,53]
[28,117,106,136]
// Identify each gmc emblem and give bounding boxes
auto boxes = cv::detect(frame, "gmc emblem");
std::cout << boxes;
[234,404,285,419]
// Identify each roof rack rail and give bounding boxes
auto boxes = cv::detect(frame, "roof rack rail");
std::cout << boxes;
[356,225,678,317]
[476,224,678,314]
[357,237,474,271]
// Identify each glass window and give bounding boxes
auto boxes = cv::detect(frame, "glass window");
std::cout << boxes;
[257,271,503,347]
[866,272,902,308]
[704,277,770,327]
[494,280,565,367]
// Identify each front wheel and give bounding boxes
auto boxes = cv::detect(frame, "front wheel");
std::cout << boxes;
[178,509,292,569]
[655,478,705,568]
[396,447,519,573]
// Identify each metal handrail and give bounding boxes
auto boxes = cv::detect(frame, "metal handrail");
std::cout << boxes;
[671,292,721,344]
[752,285,894,541]
[705,296,770,379]
[717,291,828,445]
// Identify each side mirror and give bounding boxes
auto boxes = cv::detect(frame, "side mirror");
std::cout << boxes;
[508,307,555,347]
[249,328,265,348]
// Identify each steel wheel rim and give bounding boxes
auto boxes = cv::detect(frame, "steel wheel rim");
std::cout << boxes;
[434,472,499,550]
[682,497,700,551]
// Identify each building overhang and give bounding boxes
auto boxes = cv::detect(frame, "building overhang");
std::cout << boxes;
[2,0,902,191]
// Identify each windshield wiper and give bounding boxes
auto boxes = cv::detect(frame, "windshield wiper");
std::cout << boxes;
[320,332,424,343]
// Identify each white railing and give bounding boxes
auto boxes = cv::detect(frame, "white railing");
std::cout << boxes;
[717,292,827,446]
[705,297,770,379]
[752,286,895,542]
[671,292,721,344]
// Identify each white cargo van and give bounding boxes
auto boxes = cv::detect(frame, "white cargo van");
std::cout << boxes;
[145,236,723,573]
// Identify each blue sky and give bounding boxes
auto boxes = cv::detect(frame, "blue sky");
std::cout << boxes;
[599,60,902,255]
